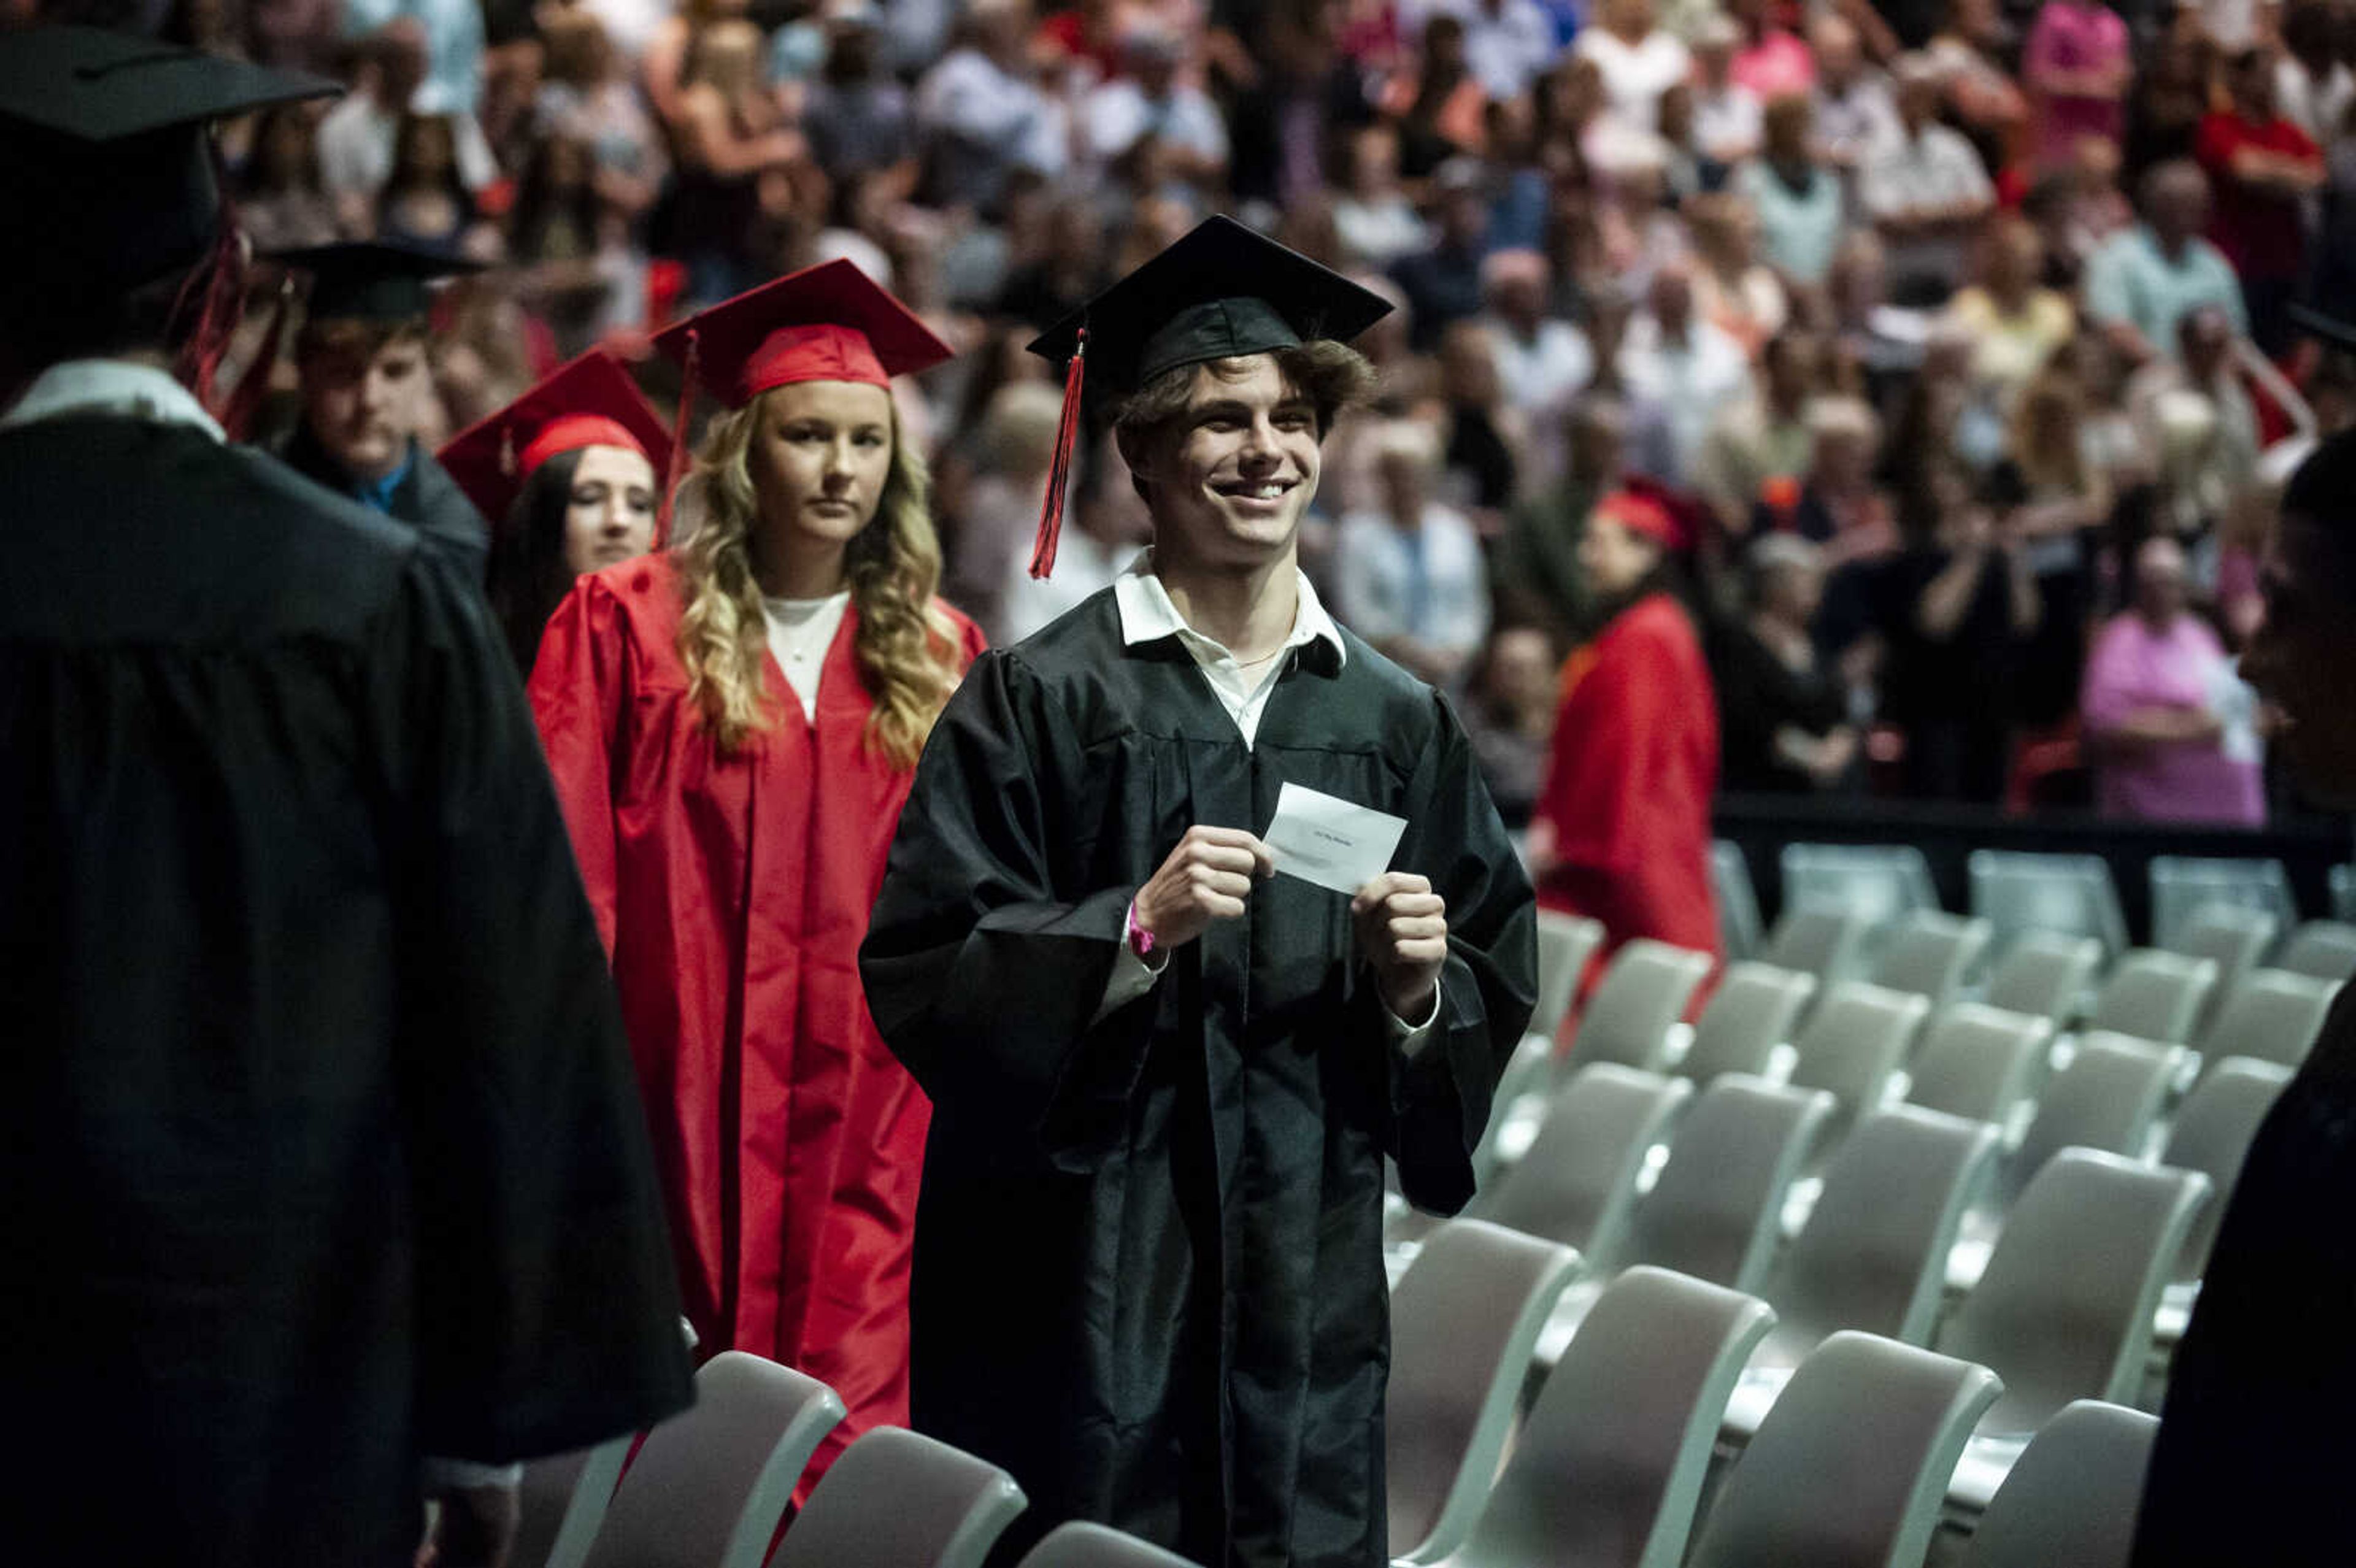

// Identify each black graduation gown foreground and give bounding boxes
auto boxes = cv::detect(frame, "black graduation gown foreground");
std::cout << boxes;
[0,416,693,1566]
[860,592,1538,1568]
[2131,985,2356,1566]
[280,421,492,584]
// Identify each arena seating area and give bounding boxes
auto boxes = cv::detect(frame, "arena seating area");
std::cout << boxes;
[501,842,2348,1568]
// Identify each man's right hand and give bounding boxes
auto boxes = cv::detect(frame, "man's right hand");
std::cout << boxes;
[1133,827,1277,949]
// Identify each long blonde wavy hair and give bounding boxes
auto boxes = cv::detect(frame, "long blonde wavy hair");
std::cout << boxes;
[674,389,962,767]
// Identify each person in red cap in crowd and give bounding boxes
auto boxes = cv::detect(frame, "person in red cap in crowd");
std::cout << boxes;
[526,258,985,1480]
[1527,489,1722,996]
[439,349,674,670]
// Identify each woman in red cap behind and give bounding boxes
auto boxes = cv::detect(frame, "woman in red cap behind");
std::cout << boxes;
[526,259,984,1480]
[1528,490,1723,1001]
[438,350,674,671]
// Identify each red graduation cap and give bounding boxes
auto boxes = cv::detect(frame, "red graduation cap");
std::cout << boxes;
[435,350,674,524]
[1595,488,1683,550]
[647,259,953,542]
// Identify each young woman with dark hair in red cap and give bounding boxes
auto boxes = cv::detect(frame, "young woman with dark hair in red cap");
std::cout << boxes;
[439,349,673,671]
[1527,489,1723,991]
[526,259,984,1480]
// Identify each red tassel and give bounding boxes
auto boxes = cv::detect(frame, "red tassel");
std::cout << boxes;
[1029,328,1087,580]
[174,136,251,415]
[219,275,293,442]
[657,327,698,548]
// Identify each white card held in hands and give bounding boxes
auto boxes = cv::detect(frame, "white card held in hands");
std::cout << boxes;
[1263,782,1410,896]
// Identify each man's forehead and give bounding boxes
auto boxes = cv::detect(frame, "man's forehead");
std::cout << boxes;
[1180,355,1309,406]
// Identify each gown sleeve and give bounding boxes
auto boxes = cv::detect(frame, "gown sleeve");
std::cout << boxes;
[369,550,692,1462]
[1382,690,1540,1215]
[859,648,1158,1176]
[526,577,630,954]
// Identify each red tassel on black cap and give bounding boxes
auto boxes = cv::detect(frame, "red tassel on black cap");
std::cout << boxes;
[174,136,251,414]
[1029,327,1086,580]
[658,326,699,548]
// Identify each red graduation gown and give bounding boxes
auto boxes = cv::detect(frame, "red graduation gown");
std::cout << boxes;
[1533,592,1722,982]
[529,555,985,1473]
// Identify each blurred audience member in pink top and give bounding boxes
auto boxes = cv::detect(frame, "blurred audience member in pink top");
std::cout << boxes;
[2081,534,2266,825]
[2023,0,2130,171]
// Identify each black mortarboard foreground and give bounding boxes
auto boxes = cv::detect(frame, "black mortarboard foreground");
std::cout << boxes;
[0,26,337,390]
[272,241,488,325]
[1020,215,1392,578]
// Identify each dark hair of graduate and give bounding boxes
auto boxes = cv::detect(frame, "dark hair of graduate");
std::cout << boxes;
[2282,428,2356,589]
[1111,340,1379,499]
[487,446,589,674]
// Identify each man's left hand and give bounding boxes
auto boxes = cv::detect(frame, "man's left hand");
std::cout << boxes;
[1353,872,1448,1024]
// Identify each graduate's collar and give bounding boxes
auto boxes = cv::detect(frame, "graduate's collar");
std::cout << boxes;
[1113,549,1347,671]
[0,358,225,442]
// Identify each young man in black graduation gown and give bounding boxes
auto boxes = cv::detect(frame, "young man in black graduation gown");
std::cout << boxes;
[0,30,691,1567]
[270,240,493,582]
[2131,425,2356,1566]
[860,217,1538,1568]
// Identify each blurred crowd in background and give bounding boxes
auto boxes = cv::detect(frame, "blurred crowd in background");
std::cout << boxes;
[17,0,2356,828]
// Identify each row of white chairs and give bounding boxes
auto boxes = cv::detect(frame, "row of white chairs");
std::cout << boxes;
[1387,1224,2157,1568]
[516,1355,1188,1568]
[1715,842,2356,985]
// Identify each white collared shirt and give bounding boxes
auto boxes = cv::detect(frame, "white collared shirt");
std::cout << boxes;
[1096,554,1438,1048]
[1111,551,1347,751]
[1,359,225,441]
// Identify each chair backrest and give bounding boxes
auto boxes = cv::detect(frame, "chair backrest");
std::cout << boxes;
[1757,1107,2002,1370]
[2171,905,2281,1016]
[1937,1149,2209,1435]
[2161,1055,2296,1282]
[1868,912,1993,1009]
[1981,932,2104,1025]
[2276,920,2356,984]
[1387,1219,1582,1564]
[1479,1064,1692,1262]
[2087,949,2219,1045]
[1450,1267,1777,1568]
[1566,939,1713,1074]
[1761,906,1875,986]
[773,1427,1027,1568]
[587,1352,847,1568]
[1780,843,1940,932]
[1534,911,1607,1043]
[1903,1004,2052,1126]
[1623,1075,1835,1293]
[1969,850,2128,956]
[1016,1523,1198,1568]
[1715,840,1763,961]
[2199,967,2341,1067]
[2149,856,2296,952]
[1680,962,1817,1086]
[1685,1332,2002,1568]
[2337,864,2356,923]
[1962,1400,2158,1568]
[1785,982,1933,1138]
[515,1438,633,1568]
[1470,1033,1557,1188]
[2007,1032,2185,1202]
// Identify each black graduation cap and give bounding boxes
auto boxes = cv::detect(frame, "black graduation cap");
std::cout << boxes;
[0,26,338,302]
[274,241,487,325]
[1019,215,1392,578]
[1026,214,1393,397]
